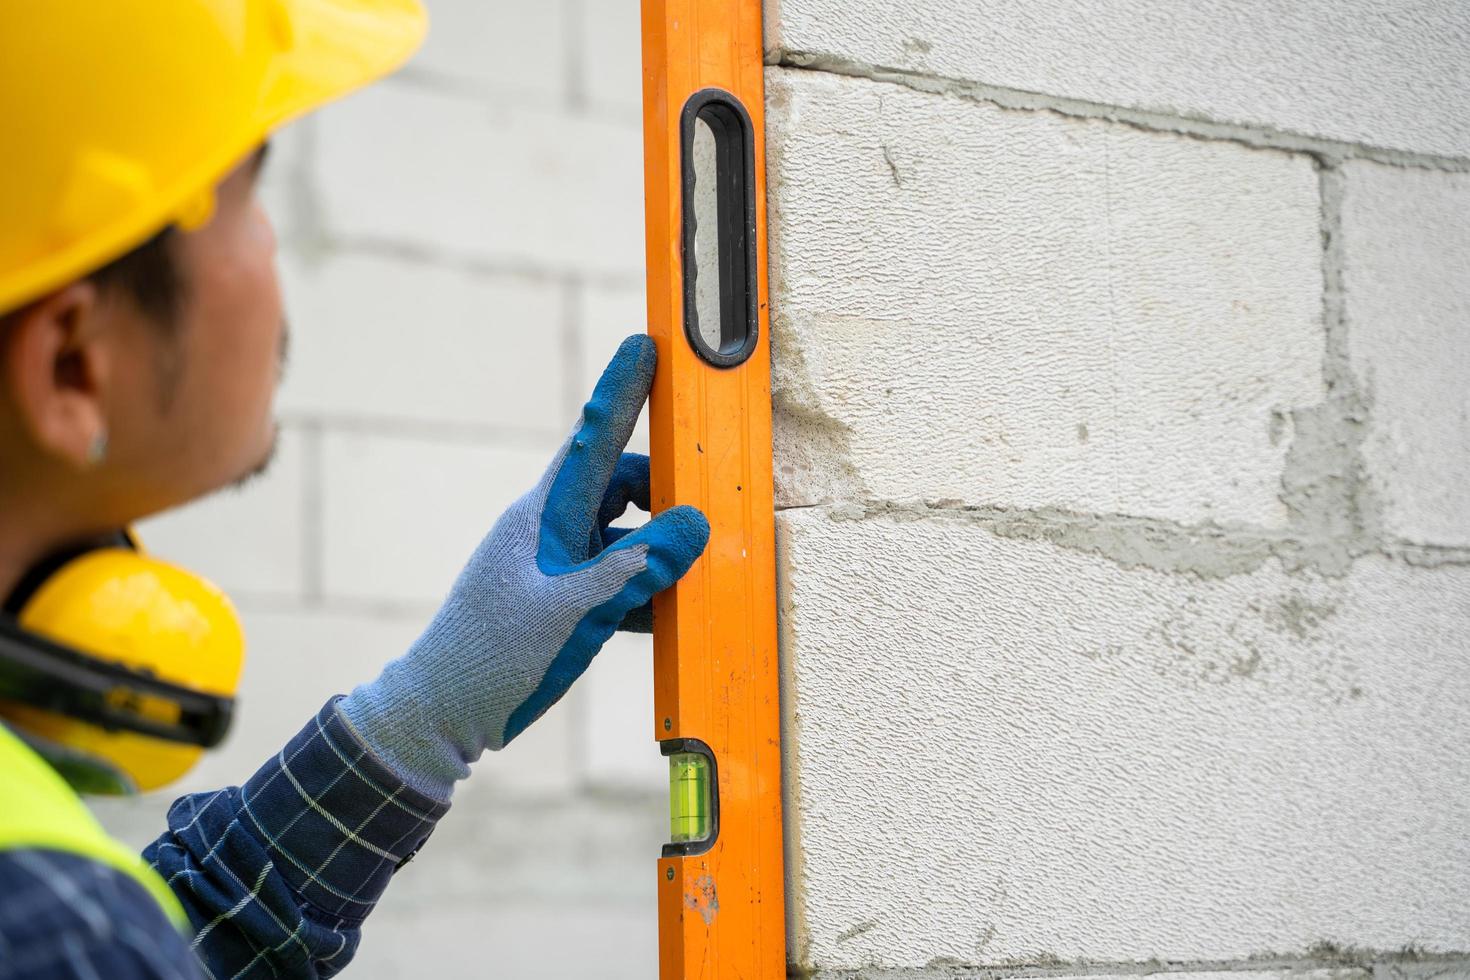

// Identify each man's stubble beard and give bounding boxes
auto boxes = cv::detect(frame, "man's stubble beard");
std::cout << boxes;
[228,316,289,492]
[230,424,280,491]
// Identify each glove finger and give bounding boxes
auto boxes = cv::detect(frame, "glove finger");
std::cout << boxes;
[617,602,654,634]
[598,453,652,528]
[540,336,656,569]
[597,528,656,632]
[590,455,651,555]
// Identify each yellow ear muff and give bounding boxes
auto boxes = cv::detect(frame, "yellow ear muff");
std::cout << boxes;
[0,548,244,793]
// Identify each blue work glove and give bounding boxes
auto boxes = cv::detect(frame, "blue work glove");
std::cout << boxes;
[339,336,709,801]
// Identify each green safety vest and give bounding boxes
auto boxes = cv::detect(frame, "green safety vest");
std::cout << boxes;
[0,720,189,931]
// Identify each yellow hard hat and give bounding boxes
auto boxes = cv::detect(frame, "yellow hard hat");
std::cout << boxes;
[0,0,428,315]
[1,539,245,793]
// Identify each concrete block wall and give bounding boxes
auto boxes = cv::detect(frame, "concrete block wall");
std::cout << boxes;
[92,2,660,977]
[766,1,1470,977]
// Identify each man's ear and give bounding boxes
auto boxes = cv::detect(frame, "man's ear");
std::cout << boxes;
[2,281,110,469]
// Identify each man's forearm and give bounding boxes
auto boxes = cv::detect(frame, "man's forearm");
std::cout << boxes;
[146,699,448,978]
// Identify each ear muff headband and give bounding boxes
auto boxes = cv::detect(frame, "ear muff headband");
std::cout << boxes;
[0,615,232,748]
[2,529,138,616]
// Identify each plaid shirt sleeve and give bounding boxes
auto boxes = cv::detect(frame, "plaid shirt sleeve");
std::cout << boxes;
[0,849,199,980]
[145,697,451,979]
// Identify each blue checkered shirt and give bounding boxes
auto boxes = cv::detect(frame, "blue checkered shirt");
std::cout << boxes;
[0,698,449,978]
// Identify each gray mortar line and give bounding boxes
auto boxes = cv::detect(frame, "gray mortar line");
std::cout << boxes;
[326,234,646,292]
[382,61,642,121]
[389,66,565,114]
[780,497,1467,580]
[770,52,1470,173]
[562,0,589,114]
[1274,162,1384,577]
[278,411,559,449]
[231,592,440,620]
[789,952,1470,980]
[812,499,1292,579]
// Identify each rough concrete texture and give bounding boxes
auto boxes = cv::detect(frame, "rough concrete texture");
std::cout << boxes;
[1340,162,1470,547]
[766,70,1324,528]
[777,508,1470,971]
[763,0,1470,160]
[848,972,1376,980]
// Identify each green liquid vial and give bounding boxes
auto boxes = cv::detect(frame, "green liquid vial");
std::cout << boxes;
[669,752,712,844]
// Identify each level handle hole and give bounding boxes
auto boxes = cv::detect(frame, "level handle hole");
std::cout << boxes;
[682,90,758,368]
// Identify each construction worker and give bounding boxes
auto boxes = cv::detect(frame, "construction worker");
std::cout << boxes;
[0,1,709,976]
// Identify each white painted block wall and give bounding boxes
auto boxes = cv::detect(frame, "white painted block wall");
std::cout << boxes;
[96,2,661,978]
[767,0,1470,977]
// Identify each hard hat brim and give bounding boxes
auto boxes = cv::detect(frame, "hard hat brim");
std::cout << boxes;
[263,0,429,135]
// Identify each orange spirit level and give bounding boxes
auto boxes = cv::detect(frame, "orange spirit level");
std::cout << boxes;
[640,1,785,977]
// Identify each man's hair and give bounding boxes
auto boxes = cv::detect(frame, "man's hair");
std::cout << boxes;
[0,227,184,334]
[0,227,187,409]
[89,227,184,327]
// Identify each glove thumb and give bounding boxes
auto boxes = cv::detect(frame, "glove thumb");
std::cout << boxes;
[589,505,710,610]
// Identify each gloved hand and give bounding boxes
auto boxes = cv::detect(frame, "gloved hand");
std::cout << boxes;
[339,336,709,801]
